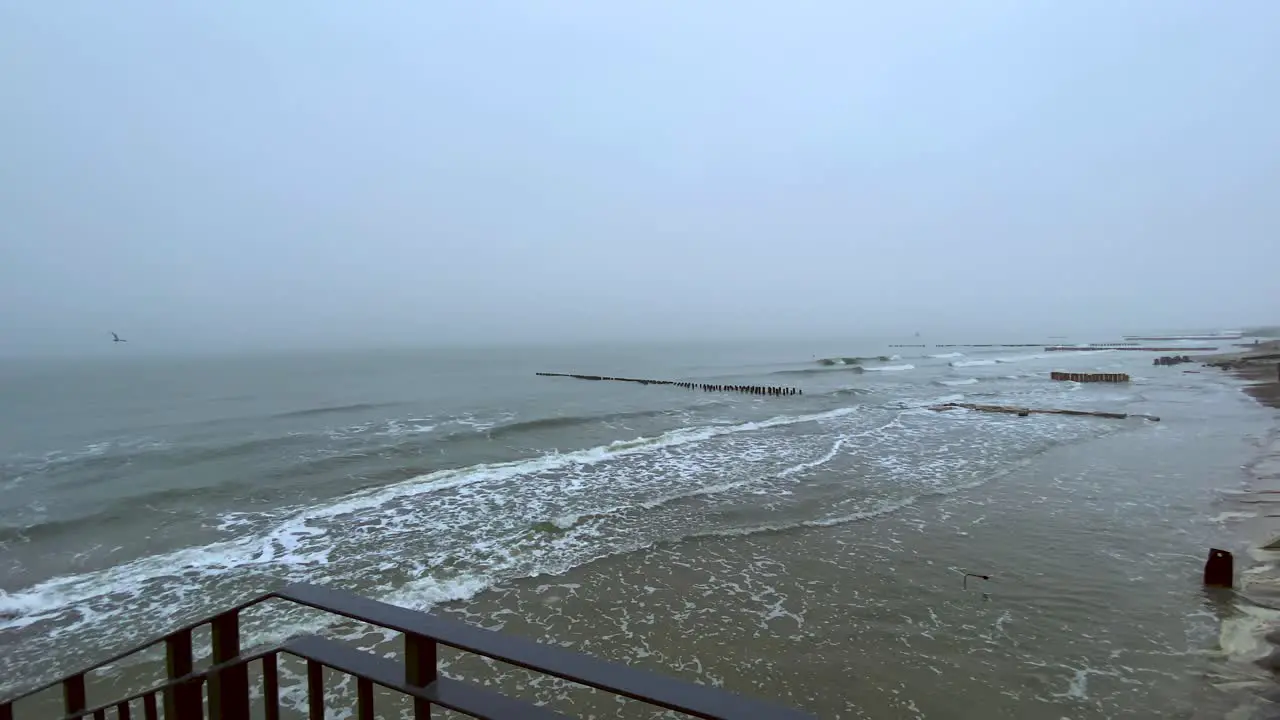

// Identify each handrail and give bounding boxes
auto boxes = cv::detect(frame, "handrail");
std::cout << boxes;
[56,647,279,720]
[2,583,816,719]
[274,583,813,719]
[0,591,277,702]
[1,590,278,705]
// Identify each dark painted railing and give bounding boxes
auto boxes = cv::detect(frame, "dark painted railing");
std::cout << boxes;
[0,583,815,720]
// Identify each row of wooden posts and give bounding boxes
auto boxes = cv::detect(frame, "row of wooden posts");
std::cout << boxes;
[535,372,801,397]
[1049,371,1130,383]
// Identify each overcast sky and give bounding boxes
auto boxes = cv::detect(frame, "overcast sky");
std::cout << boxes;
[2,2,1277,354]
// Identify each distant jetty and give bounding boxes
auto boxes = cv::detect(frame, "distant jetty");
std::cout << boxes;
[1050,372,1130,383]
[1045,346,1217,352]
[930,401,1158,422]
[536,373,800,397]
[1124,333,1242,341]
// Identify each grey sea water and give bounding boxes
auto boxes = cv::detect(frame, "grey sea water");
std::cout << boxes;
[1,338,1276,718]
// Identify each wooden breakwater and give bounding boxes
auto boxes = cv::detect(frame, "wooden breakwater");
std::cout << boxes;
[1050,371,1130,383]
[536,372,800,397]
[1045,346,1217,352]
[929,401,1159,422]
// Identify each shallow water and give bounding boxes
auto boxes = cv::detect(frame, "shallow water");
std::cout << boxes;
[1,339,1274,717]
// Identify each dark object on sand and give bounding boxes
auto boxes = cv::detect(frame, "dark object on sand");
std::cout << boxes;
[1203,548,1233,588]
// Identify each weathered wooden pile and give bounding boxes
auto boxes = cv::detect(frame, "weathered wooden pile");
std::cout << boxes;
[929,402,1159,422]
[536,372,800,397]
[1050,372,1130,383]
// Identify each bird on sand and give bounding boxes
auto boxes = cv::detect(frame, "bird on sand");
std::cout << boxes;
[111,332,127,343]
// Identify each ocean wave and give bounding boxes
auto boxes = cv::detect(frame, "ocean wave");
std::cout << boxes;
[454,408,687,441]
[816,356,869,366]
[271,402,402,420]
[951,359,997,368]
[0,405,864,629]
[994,354,1050,364]
[864,364,915,372]
[936,378,980,386]
[928,352,965,359]
[660,476,992,545]
[773,366,864,376]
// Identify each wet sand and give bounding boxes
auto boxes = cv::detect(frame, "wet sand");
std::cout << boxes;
[1202,339,1280,410]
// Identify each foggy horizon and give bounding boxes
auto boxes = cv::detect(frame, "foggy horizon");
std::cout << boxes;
[3,2,1277,357]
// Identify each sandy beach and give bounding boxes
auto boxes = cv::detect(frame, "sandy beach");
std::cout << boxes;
[1201,339,1280,409]
[1189,338,1280,717]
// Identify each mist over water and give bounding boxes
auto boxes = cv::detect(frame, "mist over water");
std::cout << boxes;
[1,339,1276,717]
[3,1,1279,717]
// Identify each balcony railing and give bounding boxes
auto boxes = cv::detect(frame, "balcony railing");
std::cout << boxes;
[0,582,816,719]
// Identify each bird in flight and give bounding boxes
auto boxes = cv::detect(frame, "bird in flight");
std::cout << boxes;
[111,332,127,343]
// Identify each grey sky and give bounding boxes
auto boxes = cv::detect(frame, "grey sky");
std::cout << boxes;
[2,2,1277,354]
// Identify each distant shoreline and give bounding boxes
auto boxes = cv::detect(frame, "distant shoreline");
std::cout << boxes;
[1202,340,1280,409]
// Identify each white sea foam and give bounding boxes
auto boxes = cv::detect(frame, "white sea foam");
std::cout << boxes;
[928,352,965,359]
[0,405,865,630]
[865,364,915,372]
[951,359,997,368]
[995,353,1050,363]
[938,378,979,386]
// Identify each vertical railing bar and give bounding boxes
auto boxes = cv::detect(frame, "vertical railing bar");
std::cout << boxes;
[93,709,106,720]
[164,628,195,720]
[404,632,437,719]
[356,677,374,720]
[261,653,280,720]
[0,701,11,720]
[306,660,325,720]
[63,673,88,718]
[142,693,158,720]
[208,610,249,720]
[116,699,132,720]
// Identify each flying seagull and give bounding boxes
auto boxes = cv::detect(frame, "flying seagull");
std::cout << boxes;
[111,332,127,343]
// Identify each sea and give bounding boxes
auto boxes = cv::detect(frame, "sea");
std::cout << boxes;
[2,338,1279,719]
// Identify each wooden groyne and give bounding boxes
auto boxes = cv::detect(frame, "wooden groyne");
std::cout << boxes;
[1050,372,1130,383]
[1045,346,1217,352]
[929,402,1159,422]
[536,372,801,397]
[930,344,1042,348]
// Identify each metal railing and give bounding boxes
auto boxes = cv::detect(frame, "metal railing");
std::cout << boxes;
[0,583,815,720]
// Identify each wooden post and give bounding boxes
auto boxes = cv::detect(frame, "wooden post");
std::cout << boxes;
[209,610,250,720]
[1204,548,1233,587]
[405,632,438,718]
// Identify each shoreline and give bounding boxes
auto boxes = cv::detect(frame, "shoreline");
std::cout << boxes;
[1205,347,1280,716]
[1203,339,1280,409]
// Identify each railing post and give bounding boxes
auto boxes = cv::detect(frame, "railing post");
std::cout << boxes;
[404,632,437,719]
[306,660,325,720]
[63,674,87,719]
[208,610,250,720]
[0,702,11,720]
[261,653,280,720]
[356,677,374,720]
[164,629,201,719]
